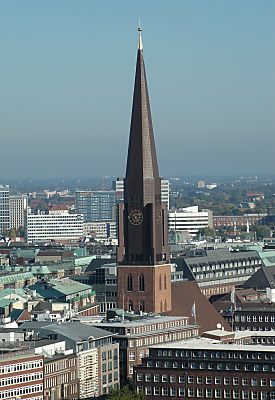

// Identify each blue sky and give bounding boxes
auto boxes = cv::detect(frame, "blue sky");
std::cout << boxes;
[0,0,274,178]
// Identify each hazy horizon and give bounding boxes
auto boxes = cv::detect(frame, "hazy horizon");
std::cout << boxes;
[1,1,274,179]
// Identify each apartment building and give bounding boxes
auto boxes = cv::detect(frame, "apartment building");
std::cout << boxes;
[168,206,213,237]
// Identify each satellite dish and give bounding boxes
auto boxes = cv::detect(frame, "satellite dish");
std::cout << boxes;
[216,323,222,329]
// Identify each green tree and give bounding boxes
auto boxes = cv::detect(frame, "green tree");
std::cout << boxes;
[252,225,272,240]
[107,386,144,400]
[196,227,216,238]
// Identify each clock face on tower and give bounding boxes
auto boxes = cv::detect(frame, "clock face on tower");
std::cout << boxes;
[128,210,143,225]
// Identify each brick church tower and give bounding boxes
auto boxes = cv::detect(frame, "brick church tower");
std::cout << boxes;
[117,27,171,314]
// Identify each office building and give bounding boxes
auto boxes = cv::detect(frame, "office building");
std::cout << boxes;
[134,336,275,399]
[9,194,28,229]
[27,208,84,243]
[0,185,10,234]
[84,220,117,241]
[168,206,213,237]
[213,214,267,230]
[175,249,262,297]
[75,190,116,222]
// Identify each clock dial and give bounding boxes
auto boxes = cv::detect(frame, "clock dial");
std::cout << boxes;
[128,210,143,225]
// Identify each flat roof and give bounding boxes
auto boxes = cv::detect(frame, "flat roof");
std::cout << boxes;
[150,337,275,352]
[94,315,188,329]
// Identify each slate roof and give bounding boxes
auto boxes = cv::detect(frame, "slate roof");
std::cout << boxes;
[243,266,275,289]
[29,278,92,299]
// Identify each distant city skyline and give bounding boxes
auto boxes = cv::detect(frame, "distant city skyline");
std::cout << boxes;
[0,0,274,179]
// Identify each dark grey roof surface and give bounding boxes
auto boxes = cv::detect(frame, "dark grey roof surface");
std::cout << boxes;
[41,321,114,342]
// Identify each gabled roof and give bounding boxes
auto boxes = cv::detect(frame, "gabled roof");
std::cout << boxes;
[244,266,275,289]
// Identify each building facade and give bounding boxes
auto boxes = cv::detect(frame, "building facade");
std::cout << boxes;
[168,206,213,237]
[9,194,28,229]
[213,214,267,230]
[0,349,44,400]
[75,190,116,222]
[27,209,84,243]
[0,185,10,235]
[134,338,275,399]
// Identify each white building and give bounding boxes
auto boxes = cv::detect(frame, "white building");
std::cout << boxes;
[9,194,28,229]
[84,221,117,241]
[27,208,84,243]
[0,185,10,234]
[168,206,213,237]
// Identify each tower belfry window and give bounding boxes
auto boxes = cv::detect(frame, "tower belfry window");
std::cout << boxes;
[139,274,145,292]
[127,274,133,292]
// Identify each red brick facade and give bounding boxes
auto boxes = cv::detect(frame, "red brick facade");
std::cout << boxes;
[117,264,171,314]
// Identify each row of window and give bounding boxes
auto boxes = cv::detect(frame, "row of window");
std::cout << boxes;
[0,360,43,374]
[137,386,275,399]
[157,349,275,361]
[0,384,43,399]
[146,360,275,372]
[236,315,275,323]
[0,372,43,386]
[137,374,275,387]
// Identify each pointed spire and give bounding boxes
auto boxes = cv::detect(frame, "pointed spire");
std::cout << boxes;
[138,18,143,51]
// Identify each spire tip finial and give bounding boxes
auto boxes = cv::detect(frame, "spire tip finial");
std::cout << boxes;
[138,18,143,50]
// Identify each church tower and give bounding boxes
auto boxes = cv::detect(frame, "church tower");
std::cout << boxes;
[117,27,171,314]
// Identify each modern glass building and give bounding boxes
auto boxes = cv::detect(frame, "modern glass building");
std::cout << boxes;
[75,191,116,222]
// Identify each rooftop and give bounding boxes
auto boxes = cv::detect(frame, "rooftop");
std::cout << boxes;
[150,337,275,352]
[94,315,188,329]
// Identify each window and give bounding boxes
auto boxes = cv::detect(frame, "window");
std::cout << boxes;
[251,378,257,386]
[179,388,185,397]
[170,387,177,397]
[153,374,159,382]
[233,390,240,399]
[215,389,222,398]
[137,374,143,382]
[224,389,231,399]
[224,377,230,385]
[145,387,152,395]
[242,378,248,385]
[188,388,194,397]
[197,376,203,384]
[261,392,268,400]
[164,274,167,290]
[242,391,249,400]
[233,377,239,385]
[159,274,162,290]
[129,352,135,361]
[188,376,194,384]
[170,375,176,383]
[139,300,145,312]
[162,387,169,396]
[261,378,267,386]
[197,388,204,397]
[145,374,151,382]
[153,387,160,396]
[162,375,168,382]
[206,376,212,384]
[179,375,185,384]
[215,377,221,384]
[206,389,213,398]
[139,274,145,292]
[127,274,132,291]
[251,392,258,400]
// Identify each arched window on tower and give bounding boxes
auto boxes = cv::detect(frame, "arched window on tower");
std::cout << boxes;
[164,274,167,290]
[139,274,145,292]
[160,300,163,312]
[140,300,145,312]
[159,274,162,290]
[128,300,133,312]
[164,298,167,312]
[127,274,132,292]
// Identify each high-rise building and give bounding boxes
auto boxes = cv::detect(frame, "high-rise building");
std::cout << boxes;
[9,194,28,229]
[75,190,116,222]
[0,185,10,234]
[116,28,171,314]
